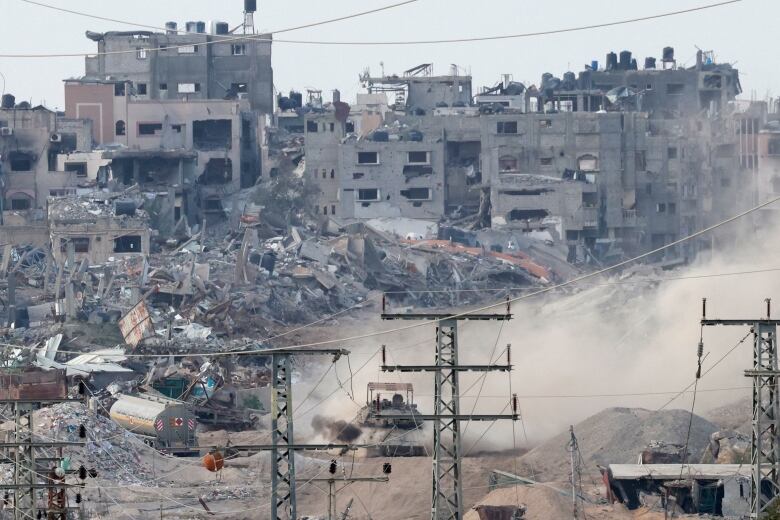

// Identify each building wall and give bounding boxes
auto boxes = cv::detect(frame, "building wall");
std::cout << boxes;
[49,220,150,264]
[339,138,446,219]
[304,112,345,217]
[0,108,93,209]
[88,31,274,113]
[64,82,118,144]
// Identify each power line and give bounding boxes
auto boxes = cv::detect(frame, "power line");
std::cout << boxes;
[2,0,741,57]
[2,0,420,58]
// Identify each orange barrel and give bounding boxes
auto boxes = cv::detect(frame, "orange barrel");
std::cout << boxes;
[203,450,224,472]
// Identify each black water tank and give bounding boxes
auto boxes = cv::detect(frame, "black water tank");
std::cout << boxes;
[185,21,198,33]
[289,91,303,108]
[619,50,632,70]
[630,58,638,70]
[215,22,229,35]
[165,21,177,35]
[196,21,206,34]
[663,46,675,61]
[407,130,423,142]
[1,94,15,109]
[114,200,137,216]
[245,0,257,12]
[644,57,656,69]
[606,52,618,71]
[372,130,389,142]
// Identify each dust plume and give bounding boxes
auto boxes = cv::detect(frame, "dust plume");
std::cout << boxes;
[311,414,363,443]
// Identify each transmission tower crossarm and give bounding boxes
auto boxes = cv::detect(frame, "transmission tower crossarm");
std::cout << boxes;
[372,414,519,421]
[382,364,512,372]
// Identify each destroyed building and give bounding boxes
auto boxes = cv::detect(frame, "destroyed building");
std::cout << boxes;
[0,100,93,212]
[64,80,264,224]
[47,194,151,264]
[318,51,760,262]
[79,1,273,114]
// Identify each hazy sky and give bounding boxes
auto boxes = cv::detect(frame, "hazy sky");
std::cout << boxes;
[0,0,775,110]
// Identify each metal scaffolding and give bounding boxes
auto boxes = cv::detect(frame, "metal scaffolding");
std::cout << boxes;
[381,303,518,520]
[701,300,780,517]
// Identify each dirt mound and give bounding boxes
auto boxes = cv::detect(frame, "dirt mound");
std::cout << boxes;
[701,396,751,434]
[519,407,719,481]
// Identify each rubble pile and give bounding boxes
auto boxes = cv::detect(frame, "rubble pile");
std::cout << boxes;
[35,402,155,483]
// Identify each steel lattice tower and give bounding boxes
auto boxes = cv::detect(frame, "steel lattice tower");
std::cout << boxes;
[432,319,463,519]
[381,299,518,520]
[702,300,780,517]
[271,353,296,520]
[13,404,35,520]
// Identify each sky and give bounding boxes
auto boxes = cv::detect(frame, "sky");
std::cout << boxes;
[0,0,776,111]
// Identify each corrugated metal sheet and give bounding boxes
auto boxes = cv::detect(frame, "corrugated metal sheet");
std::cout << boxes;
[609,464,750,480]
[0,368,67,399]
[118,300,153,348]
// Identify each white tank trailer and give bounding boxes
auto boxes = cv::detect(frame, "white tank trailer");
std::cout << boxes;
[109,394,199,456]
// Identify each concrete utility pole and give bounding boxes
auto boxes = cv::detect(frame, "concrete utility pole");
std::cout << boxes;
[701,298,780,517]
[379,298,519,520]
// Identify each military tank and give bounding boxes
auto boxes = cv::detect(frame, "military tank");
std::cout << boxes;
[357,382,426,456]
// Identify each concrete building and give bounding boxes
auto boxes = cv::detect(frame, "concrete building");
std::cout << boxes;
[64,81,263,223]
[0,103,93,212]
[80,11,273,114]
[48,194,150,264]
[303,92,353,218]
[339,124,446,219]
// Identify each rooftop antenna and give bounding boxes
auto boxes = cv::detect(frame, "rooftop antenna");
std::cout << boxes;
[380,61,385,77]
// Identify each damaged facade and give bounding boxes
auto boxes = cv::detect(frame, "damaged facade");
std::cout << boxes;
[308,50,758,263]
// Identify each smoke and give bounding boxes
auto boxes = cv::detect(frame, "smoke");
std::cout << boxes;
[297,211,780,453]
[311,415,363,443]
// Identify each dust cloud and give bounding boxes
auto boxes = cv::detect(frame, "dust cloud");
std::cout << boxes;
[295,211,780,452]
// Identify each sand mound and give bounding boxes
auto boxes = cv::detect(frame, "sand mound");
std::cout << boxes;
[520,407,719,481]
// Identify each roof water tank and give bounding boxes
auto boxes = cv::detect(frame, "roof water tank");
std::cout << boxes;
[1,94,15,109]
[619,50,632,70]
[244,0,257,13]
[165,21,177,35]
[214,22,229,35]
[114,200,137,216]
[606,52,618,71]
[185,21,198,33]
[644,57,656,69]
[196,21,206,34]
[663,46,675,62]
[372,130,389,142]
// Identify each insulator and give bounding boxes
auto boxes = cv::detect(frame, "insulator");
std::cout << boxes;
[381,345,386,365]
[512,393,518,415]
[78,466,87,480]
[75,493,82,504]
[506,344,511,365]
[382,462,392,474]
[79,424,87,438]
[78,380,86,395]
[697,341,704,358]
[382,294,386,312]
[4,492,9,505]
[37,512,42,520]
[329,460,337,475]
[88,468,98,478]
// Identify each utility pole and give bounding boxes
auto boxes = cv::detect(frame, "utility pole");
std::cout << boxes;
[379,297,519,520]
[701,298,780,517]
[568,426,583,519]
[312,460,389,520]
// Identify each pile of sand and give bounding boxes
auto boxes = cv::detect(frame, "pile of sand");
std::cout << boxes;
[519,407,719,481]
[464,484,571,520]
